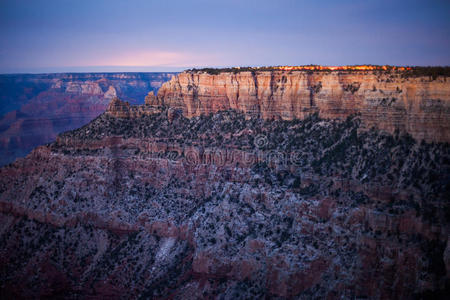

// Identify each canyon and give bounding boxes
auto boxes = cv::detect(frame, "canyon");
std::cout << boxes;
[0,72,176,166]
[0,68,449,299]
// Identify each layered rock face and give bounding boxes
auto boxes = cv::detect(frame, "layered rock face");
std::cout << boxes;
[0,72,176,165]
[106,95,163,118]
[156,71,450,142]
[0,107,449,298]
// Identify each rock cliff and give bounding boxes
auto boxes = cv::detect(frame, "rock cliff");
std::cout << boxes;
[156,70,450,142]
[106,96,162,118]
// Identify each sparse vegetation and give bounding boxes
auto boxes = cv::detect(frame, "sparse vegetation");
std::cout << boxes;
[1,106,449,299]
[187,66,450,80]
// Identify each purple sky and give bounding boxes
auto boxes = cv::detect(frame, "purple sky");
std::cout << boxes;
[1,0,449,73]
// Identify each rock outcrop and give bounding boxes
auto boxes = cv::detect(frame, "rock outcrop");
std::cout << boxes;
[106,96,162,118]
[157,70,450,142]
[144,91,158,105]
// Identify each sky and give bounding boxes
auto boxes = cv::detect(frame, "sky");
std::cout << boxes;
[0,0,449,73]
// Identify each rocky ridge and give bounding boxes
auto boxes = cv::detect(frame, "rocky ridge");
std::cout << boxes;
[1,102,449,298]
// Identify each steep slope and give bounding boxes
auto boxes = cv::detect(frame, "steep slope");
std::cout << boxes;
[0,72,176,165]
[156,70,450,142]
[0,101,449,298]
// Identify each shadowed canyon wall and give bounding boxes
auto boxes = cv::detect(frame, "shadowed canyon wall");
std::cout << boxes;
[0,72,176,165]
[1,108,449,298]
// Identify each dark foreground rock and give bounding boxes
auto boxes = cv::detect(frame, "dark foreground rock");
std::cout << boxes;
[0,107,449,299]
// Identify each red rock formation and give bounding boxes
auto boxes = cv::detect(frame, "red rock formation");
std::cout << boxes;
[106,97,162,118]
[144,91,158,105]
[157,70,450,142]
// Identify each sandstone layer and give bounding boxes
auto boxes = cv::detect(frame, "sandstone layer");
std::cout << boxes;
[155,70,450,142]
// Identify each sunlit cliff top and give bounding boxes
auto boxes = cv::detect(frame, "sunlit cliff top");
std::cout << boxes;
[187,65,450,78]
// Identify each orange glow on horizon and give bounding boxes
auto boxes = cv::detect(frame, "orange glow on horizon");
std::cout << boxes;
[274,65,411,71]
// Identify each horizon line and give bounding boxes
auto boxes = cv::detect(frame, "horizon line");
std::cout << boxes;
[1,64,449,75]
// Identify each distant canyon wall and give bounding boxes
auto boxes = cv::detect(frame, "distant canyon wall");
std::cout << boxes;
[155,71,450,142]
[0,72,176,165]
